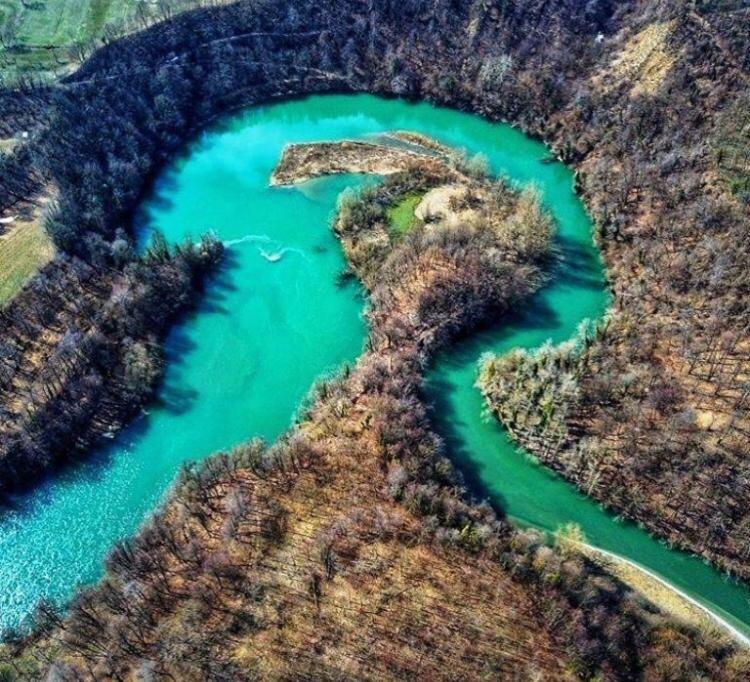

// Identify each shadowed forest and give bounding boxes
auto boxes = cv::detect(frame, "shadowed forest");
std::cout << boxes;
[0,0,748,678]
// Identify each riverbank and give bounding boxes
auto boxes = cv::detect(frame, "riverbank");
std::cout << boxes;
[0,234,223,500]
[578,543,750,648]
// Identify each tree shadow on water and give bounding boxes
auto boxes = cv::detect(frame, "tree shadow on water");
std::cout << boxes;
[0,414,154,519]
[419,296,572,520]
[163,326,198,366]
[154,382,200,416]
[0,239,239,519]
[445,299,562,368]
[553,234,607,292]
[195,250,242,316]
[424,371,509,513]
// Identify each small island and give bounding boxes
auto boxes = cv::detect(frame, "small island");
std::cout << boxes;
[272,133,553,291]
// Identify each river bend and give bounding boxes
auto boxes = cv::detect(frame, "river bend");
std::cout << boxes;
[1,95,749,639]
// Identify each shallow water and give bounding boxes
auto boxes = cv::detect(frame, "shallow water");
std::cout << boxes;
[1,94,749,638]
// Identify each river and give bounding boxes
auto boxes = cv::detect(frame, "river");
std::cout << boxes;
[1,94,749,639]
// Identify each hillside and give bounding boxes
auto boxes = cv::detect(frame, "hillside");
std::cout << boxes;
[0,0,229,85]
[0,0,748,678]
[477,1,750,579]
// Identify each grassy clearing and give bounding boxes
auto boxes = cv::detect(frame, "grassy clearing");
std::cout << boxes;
[0,216,54,306]
[0,0,161,48]
[0,0,120,82]
[3,0,100,82]
[387,191,424,240]
[0,137,19,154]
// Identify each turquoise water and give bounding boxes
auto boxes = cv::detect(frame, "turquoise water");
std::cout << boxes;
[1,95,749,639]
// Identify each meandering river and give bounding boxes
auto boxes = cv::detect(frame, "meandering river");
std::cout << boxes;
[1,95,749,639]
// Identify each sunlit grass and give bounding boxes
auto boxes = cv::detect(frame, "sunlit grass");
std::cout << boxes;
[387,191,423,241]
[0,219,54,306]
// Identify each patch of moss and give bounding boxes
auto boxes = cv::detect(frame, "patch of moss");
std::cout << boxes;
[386,191,424,241]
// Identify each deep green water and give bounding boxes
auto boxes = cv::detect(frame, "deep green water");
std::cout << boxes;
[1,95,749,639]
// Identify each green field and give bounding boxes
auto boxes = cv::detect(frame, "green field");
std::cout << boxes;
[0,0,209,84]
[0,0,131,45]
[0,215,53,306]
[387,191,424,240]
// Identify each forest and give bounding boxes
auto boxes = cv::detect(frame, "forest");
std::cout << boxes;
[6,114,747,680]
[0,0,747,677]
[0,234,222,496]
[476,4,750,578]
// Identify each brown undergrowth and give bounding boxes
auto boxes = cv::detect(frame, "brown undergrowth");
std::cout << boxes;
[6,151,747,680]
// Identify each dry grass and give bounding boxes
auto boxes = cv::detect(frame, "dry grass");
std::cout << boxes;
[221,441,572,680]
[608,21,677,96]
[0,196,54,307]
[578,544,734,641]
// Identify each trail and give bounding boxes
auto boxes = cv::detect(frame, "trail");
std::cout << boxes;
[586,544,750,647]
